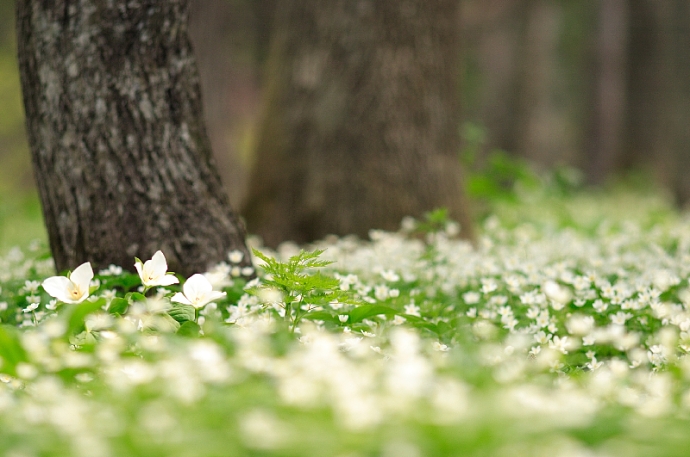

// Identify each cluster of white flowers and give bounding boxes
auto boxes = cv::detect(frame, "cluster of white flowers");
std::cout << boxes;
[2,190,690,455]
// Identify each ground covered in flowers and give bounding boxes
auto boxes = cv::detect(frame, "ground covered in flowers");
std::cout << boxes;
[2,186,690,456]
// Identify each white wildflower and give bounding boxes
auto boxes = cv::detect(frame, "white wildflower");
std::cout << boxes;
[172,274,226,309]
[134,250,179,288]
[42,262,94,304]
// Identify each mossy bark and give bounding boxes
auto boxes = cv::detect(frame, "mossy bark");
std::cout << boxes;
[16,0,252,276]
[243,0,474,247]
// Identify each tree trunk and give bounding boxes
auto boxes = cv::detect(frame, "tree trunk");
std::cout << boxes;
[189,0,259,207]
[585,0,628,186]
[624,0,675,185]
[243,0,474,247]
[459,0,527,154]
[622,0,690,205]
[669,1,690,206]
[514,0,564,168]
[16,0,252,277]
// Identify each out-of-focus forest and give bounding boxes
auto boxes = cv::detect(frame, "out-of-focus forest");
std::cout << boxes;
[2,0,690,250]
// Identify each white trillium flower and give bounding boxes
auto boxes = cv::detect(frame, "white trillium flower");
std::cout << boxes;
[171,274,226,309]
[42,262,94,304]
[135,250,179,288]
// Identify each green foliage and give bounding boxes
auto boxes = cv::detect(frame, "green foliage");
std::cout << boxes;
[168,302,195,324]
[460,122,539,206]
[250,248,366,331]
[0,192,47,254]
[0,325,27,375]
[1,188,690,456]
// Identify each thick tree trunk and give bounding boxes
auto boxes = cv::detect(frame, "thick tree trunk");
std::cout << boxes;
[243,0,474,247]
[16,0,252,276]
[459,0,526,154]
[514,0,563,168]
[669,2,690,206]
[624,0,677,184]
[189,0,259,207]
[622,1,690,205]
[585,0,628,186]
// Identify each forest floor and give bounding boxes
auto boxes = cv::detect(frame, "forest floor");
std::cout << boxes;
[1,181,689,456]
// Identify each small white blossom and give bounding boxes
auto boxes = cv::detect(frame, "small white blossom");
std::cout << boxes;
[228,250,244,264]
[42,262,94,304]
[404,303,421,317]
[99,264,123,276]
[611,311,633,326]
[23,280,41,294]
[23,302,39,313]
[135,251,179,288]
[463,292,480,304]
[380,270,400,282]
[433,342,450,352]
[593,299,608,313]
[172,274,226,309]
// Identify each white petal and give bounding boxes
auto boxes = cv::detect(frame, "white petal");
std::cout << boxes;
[206,291,226,303]
[134,261,144,279]
[156,274,179,286]
[191,291,227,309]
[183,274,212,302]
[70,262,94,289]
[150,250,168,276]
[42,276,73,302]
[171,292,192,305]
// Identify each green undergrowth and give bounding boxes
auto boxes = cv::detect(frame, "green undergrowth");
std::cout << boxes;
[1,184,690,456]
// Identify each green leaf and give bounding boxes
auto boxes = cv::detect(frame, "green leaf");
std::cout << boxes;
[154,314,181,333]
[401,313,439,332]
[66,298,107,336]
[168,302,195,323]
[108,297,129,315]
[300,310,338,323]
[69,330,98,346]
[177,321,200,337]
[98,273,141,292]
[349,305,398,324]
[0,325,27,375]
[126,292,147,303]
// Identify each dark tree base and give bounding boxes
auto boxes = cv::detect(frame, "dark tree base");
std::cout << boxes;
[17,0,251,276]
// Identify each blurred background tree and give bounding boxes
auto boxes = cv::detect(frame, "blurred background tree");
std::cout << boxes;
[2,0,690,251]
[242,0,475,247]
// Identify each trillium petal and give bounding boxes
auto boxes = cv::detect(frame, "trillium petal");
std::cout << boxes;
[150,250,168,276]
[183,274,213,300]
[70,262,94,289]
[171,292,192,305]
[42,276,73,302]
[134,261,144,278]
[157,274,179,286]
[207,291,226,302]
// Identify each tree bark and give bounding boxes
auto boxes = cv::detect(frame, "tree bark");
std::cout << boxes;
[624,0,673,179]
[189,0,259,207]
[459,0,526,155]
[585,0,628,186]
[621,0,690,206]
[243,0,474,247]
[514,0,563,168]
[16,0,252,276]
